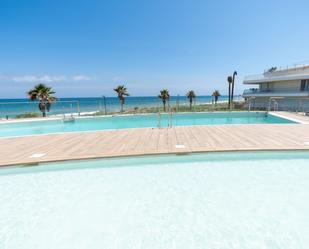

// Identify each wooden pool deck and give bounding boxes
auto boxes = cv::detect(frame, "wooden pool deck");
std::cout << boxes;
[1,111,309,166]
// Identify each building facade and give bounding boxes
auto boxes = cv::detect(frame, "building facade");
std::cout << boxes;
[243,63,309,111]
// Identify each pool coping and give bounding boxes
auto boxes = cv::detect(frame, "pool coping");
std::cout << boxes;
[269,112,309,124]
[0,110,265,125]
[4,148,309,170]
[0,122,298,140]
[0,111,298,139]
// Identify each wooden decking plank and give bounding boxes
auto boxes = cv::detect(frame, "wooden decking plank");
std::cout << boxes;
[1,122,309,166]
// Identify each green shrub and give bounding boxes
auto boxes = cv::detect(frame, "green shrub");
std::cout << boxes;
[16,112,41,119]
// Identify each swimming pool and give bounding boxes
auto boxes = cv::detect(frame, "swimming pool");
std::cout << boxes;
[0,151,308,249]
[0,112,295,137]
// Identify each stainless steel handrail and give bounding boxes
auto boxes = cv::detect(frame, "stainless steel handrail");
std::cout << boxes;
[157,112,161,128]
[168,105,173,128]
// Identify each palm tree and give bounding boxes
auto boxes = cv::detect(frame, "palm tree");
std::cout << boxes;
[114,85,129,112]
[27,83,57,117]
[212,90,221,105]
[231,71,237,104]
[186,90,196,110]
[227,76,233,109]
[158,89,170,112]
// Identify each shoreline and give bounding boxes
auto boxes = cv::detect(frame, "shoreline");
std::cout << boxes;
[0,100,245,123]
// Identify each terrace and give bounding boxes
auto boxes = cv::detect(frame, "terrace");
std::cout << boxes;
[244,63,309,84]
[1,112,309,167]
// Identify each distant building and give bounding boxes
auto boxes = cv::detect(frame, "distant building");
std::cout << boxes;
[243,62,309,111]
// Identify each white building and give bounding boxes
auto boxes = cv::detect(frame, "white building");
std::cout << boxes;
[243,63,309,111]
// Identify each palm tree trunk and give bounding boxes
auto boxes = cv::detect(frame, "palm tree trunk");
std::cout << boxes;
[119,98,124,112]
[39,101,46,117]
[231,71,237,109]
[189,99,192,110]
[231,82,234,104]
[228,83,231,110]
[163,101,166,112]
[43,102,47,117]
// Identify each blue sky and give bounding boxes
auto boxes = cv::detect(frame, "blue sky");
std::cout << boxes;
[0,0,309,98]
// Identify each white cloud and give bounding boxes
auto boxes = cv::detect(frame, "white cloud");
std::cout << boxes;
[72,75,94,81]
[12,75,67,82]
[0,74,94,82]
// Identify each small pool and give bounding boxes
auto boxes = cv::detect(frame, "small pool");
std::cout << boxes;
[0,112,295,137]
[0,151,309,248]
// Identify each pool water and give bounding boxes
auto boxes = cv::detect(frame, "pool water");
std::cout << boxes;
[0,112,294,137]
[0,151,309,249]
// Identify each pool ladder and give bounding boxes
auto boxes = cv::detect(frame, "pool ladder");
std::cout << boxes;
[168,106,173,128]
[157,112,161,128]
[62,114,75,123]
[157,106,173,128]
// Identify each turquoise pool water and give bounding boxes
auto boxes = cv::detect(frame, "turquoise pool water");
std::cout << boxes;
[0,151,309,249]
[0,112,294,137]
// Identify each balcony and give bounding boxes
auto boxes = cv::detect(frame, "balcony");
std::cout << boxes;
[243,88,309,98]
[244,65,309,84]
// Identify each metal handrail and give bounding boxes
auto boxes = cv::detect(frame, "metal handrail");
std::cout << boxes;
[244,64,309,82]
[243,88,309,95]
[168,105,173,128]
[157,112,161,128]
[0,100,80,119]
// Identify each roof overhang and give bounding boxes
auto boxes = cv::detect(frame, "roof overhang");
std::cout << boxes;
[244,73,309,84]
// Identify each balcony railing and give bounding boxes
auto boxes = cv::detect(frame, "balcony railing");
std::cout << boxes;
[243,88,309,96]
[243,89,260,94]
[244,63,309,82]
[263,61,309,74]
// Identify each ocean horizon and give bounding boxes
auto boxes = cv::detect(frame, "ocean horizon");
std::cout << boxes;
[0,95,242,118]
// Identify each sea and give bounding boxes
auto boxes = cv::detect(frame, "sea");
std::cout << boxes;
[0,95,242,118]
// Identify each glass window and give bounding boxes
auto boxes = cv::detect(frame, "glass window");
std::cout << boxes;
[300,80,306,91]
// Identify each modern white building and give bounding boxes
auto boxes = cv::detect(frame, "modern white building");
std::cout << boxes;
[243,63,309,111]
